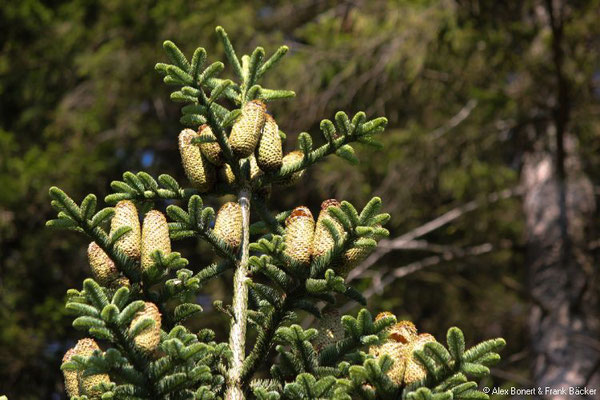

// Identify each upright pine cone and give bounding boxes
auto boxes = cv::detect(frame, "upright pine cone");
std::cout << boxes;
[87,242,123,286]
[218,157,262,184]
[62,347,79,397]
[284,206,315,266]
[62,338,110,398]
[338,227,384,276]
[368,321,434,385]
[256,114,283,172]
[110,200,141,259]
[229,100,266,158]
[277,151,305,186]
[130,302,162,352]
[369,341,406,384]
[178,128,216,192]
[312,199,343,259]
[313,307,344,350]
[338,246,371,276]
[213,202,243,249]
[141,211,171,272]
[198,124,225,166]
[388,320,418,344]
[249,154,263,181]
[402,333,436,384]
[219,163,236,185]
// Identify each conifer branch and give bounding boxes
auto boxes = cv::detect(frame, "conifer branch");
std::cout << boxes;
[252,196,286,235]
[260,115,387,186]
[105,172,200,204]
[47,187,141,282]
[196,87,238,168]
[66,280,161,397]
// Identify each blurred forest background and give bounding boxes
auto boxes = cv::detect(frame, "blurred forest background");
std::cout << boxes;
[1,0,600,398]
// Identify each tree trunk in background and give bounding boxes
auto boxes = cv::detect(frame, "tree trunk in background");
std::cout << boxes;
[522,137,600,399]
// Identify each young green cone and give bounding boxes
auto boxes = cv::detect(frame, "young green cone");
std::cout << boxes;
[130,302,162,353]
[87,242,124,287]
[339,246,371,276]
[198,124,225,166]
[402,333,436,384]
[240,154,263,182]
[284,206,315,266]
[369,321,434,385]
[277,151,305,186]
[217,157,262,185]
[229,100,267,158]
[338,226,385,276]
[178,128,216,192]
[369,341,406,384]
[313,307,344,351]
[62,347,80,398]
[312,199,343,259]
[62,338,110,398]
[256,114,283,172]
[141,210,171,272]
[213,202,243,249]
[219,163,236,185]
[110,200,141,259]
[249,154,263,181]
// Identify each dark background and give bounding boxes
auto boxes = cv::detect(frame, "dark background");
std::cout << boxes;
[1,1,599,398]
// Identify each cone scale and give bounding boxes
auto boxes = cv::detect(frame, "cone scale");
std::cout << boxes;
[110,200,141,259]
[62,338,110,398]
[198,124,225,166]
[284,206,315,266]
[256,114,283,172]
[229,100,266,158]
[277,151,305,186]
[213,202,243,249]
[178,128,216,192]
[87,242,123,287]
[369,321,435,385]
[219,163,237,185]
[312,199,343,259]
[130,302,162,353]
[141,210,171,272]
[402,333,436,384]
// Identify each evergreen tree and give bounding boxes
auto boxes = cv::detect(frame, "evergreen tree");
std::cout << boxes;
[47,27,504,400]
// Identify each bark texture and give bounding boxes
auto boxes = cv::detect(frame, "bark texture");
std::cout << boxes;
[522,138,600,399]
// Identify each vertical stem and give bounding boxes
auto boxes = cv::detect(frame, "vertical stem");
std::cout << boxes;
[226,187,251,400]
[546,0,569,181]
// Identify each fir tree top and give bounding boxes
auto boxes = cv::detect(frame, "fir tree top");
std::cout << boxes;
[47,27,504,400]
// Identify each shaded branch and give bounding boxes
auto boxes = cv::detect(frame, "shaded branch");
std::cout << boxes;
[342,243,494,313]
[347,187,522,282]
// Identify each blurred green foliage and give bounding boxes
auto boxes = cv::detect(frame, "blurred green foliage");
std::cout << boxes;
[2,0,600,398]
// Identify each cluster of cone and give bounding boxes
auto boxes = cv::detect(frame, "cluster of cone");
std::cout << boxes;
[66,201,165,394]
[310,310,434,386]
[370,312,436,385]
[283,199,380,274]
[62,304,161,398]
[179,100,304,191]
[62,338,110,398]
[87,200,170,287]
